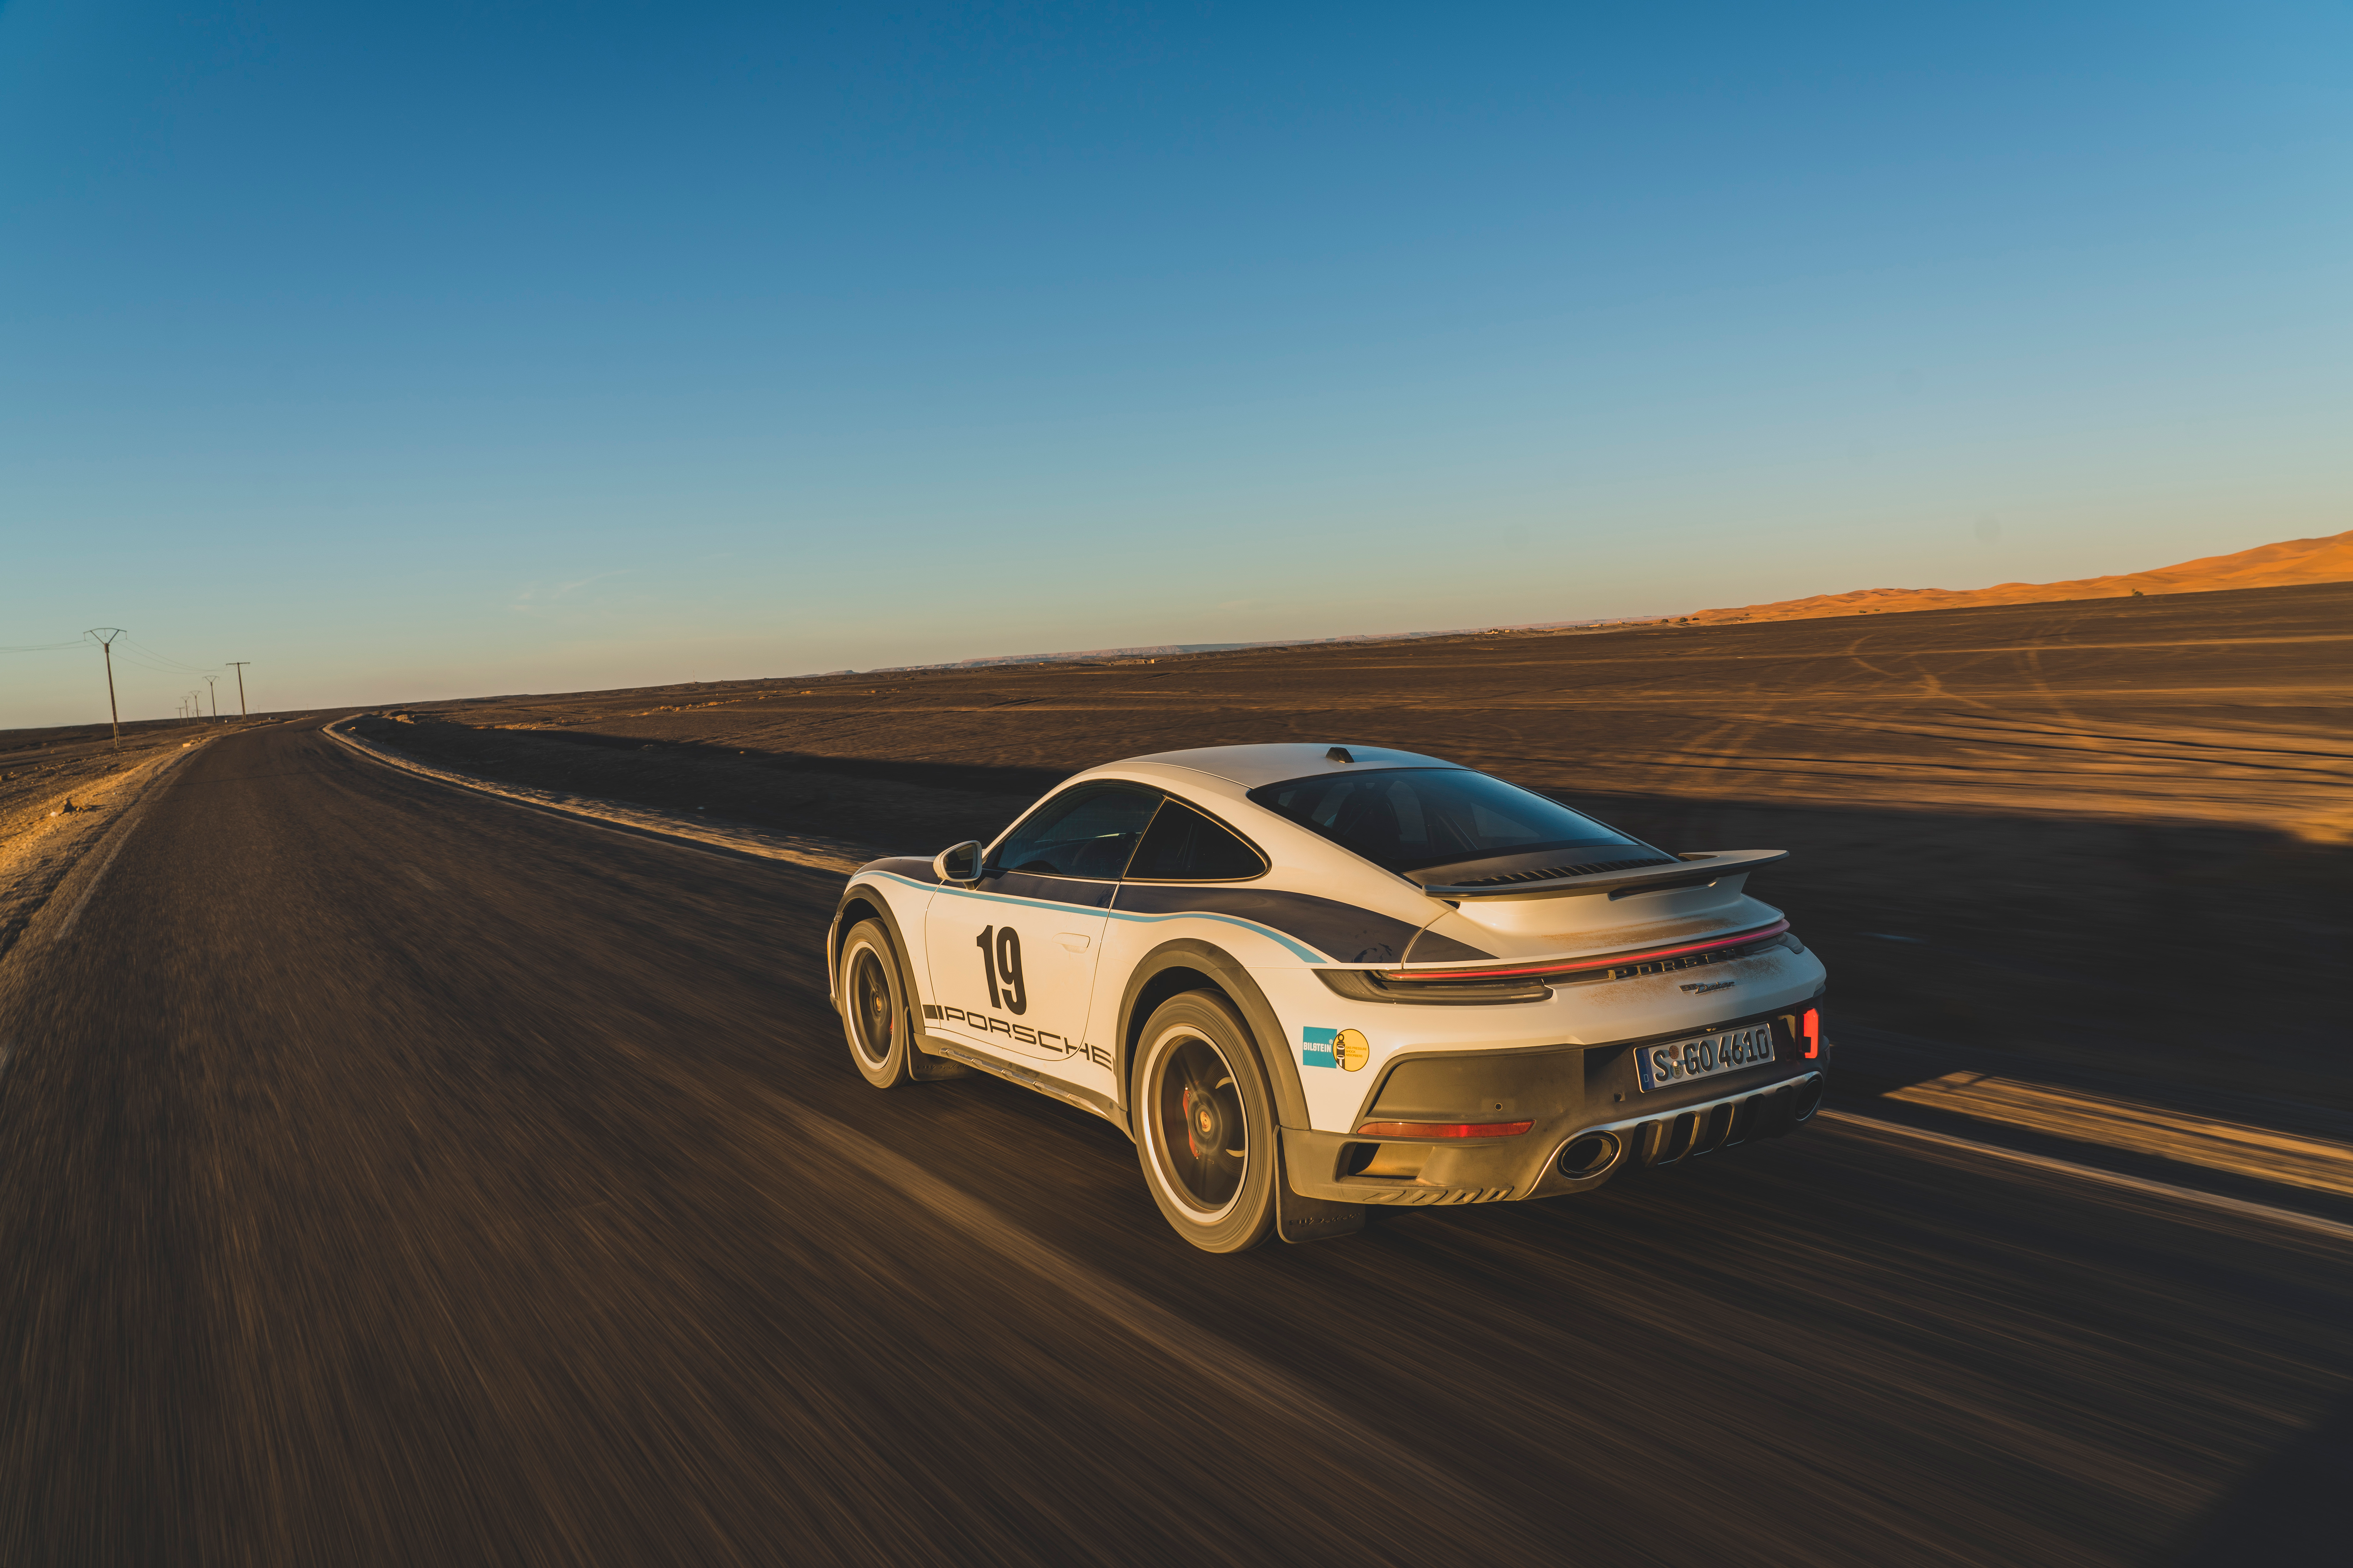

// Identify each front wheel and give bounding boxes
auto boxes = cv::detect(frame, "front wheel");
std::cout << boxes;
[1133,991,1278,1253]
[839,920,915,1087]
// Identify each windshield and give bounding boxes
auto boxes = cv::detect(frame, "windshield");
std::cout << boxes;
[1245,767,1639,874]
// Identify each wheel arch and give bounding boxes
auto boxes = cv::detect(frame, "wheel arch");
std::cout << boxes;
[831,885,925,1017]
[1116,939,1308,1134]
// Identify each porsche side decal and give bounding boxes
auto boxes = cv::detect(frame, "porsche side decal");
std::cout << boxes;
[1112,883,1419,965]
[859,871,1330,963]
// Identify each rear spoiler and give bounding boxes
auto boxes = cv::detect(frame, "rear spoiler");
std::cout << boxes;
[1410,848,1788,902]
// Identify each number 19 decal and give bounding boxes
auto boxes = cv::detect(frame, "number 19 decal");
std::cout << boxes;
[976,925,1027,1015]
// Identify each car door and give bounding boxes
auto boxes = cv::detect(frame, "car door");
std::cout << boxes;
[922,783,1162,1086]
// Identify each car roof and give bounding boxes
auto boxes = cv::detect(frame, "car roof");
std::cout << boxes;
[1117,742,1461,789]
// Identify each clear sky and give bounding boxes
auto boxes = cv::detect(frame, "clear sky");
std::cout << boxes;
[4,1,2347,726]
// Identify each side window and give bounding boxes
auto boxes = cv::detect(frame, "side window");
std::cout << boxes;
[1125,800,1269,881]
[990,785,1162,879]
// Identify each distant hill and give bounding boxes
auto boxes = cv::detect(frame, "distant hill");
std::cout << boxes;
[836,530,2352,680]
[1686,528,2353,625]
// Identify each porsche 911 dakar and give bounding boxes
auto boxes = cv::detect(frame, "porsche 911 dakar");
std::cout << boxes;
[827,744,1828,1252]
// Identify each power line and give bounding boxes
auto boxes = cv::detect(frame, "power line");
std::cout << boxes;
[122,637,219,674]
[85,629,125,749]
[228,662,251,716]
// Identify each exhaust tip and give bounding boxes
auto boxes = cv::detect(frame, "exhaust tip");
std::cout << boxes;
[1557,1131,1622,1179]
[1791,1077,1825,1122]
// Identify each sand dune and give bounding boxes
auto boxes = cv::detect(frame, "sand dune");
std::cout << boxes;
[1688,527,2353,625]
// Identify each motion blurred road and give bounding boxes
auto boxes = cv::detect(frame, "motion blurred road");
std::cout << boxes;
[4,721,2346,1566]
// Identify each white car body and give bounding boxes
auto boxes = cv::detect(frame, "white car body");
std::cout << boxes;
[829,743,1829,1244]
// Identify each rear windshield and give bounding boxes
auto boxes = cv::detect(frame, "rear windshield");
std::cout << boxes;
[1245,768,1638,875]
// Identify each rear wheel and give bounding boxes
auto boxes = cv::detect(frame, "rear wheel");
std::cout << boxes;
[1133,991,1278,1253]
[839,920,914,1087]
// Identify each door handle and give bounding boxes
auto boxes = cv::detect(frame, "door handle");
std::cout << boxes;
[1057,933,1092,952]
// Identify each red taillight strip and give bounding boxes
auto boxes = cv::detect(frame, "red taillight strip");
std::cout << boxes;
[1381,919,1790,983]
[1356,1120,1534,1139]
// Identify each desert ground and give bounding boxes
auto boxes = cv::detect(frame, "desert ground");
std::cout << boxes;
[313,578,2353,1109]
[0,718,200,837]
[5,584,2350,1566]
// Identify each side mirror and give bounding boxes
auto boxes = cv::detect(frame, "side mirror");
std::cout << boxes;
[934,840,984,884]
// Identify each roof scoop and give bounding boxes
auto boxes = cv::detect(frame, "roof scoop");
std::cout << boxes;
[1325,746,1354,763]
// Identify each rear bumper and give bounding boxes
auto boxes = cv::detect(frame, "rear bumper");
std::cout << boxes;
[1289,1048,1817,1213]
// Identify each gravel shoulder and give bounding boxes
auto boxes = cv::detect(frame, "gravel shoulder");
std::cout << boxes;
[0,736,212,963]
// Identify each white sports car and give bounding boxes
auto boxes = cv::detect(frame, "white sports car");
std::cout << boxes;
[828,743,1829,1252]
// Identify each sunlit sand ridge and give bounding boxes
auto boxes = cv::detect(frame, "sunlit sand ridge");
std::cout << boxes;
[1690,528,2353,625]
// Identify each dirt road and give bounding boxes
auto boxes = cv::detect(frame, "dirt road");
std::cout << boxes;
[3,720,2346,1565]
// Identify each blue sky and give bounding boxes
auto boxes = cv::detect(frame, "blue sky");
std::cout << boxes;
[4,1,2347,725]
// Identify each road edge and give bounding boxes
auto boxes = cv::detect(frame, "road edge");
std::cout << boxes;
[321,717,880,876]
[0,740,204,970]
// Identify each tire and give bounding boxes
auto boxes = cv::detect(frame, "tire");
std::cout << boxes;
[839,920,915,1088]
[1132,991,1279,1253]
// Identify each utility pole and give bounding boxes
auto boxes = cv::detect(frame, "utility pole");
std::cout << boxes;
[85,628,125,750]
[228,662,251,716]
[206,675,219,719]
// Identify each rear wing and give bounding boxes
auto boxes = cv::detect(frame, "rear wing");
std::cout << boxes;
[1408,848,1788,902]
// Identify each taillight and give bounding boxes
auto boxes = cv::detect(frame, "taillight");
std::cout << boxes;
[1801,1007,1820,1059]
[1355,1120,1534,1139]
[1382,918,1789,985]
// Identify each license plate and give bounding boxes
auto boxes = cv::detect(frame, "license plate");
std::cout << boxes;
[1634,1024,1776,1092]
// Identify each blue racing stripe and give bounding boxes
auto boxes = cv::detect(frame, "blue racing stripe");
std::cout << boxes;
[860,871,1329,963]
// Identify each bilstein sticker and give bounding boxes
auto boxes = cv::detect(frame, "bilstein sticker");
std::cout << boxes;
[1303,1027,1371,1070]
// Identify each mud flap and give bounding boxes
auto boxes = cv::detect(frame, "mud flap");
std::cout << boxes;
[1276,1134,1365,1244]
[909,1049,972,1081]
[908,1028,974,1080]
